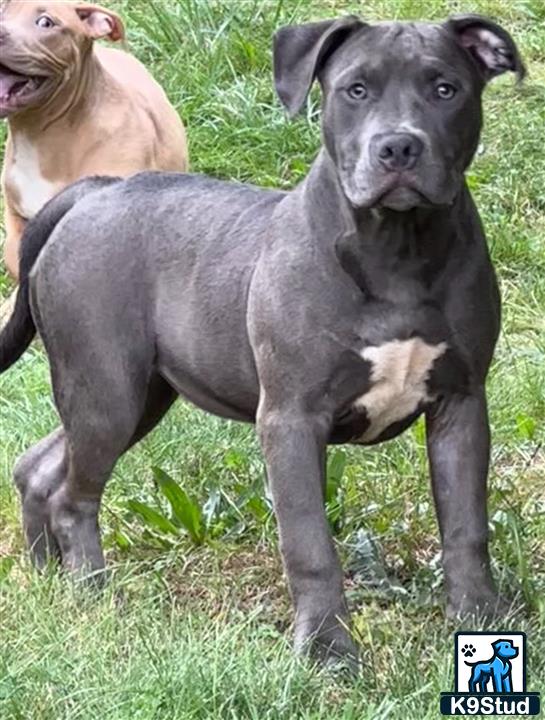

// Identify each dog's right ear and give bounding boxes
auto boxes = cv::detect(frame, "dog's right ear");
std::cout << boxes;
[274,16,364,117]
[76,4,125,42]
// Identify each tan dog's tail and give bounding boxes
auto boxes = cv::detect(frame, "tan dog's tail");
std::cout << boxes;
[0,176,120,373]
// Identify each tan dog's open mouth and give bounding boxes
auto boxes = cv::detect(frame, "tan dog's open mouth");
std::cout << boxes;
[0,62,47,117]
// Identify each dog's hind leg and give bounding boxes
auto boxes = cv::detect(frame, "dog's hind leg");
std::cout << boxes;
[22,366,176,579]
[46,370,176,580]
[14,428,66,568]
[14,376,176,574]
[468,671,479,693]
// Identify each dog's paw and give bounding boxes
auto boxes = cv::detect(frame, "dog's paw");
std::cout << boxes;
[462,643,476,658]
[447,591,514,621]
[294,609,360,674]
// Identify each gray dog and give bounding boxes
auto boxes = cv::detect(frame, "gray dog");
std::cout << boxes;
[0,14,524,666]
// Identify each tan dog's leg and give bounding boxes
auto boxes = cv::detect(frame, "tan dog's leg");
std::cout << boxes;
[0,291,16,327]
[0,202,25,328]
[3,201,26,280]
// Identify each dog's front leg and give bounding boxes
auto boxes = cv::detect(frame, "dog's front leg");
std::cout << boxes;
[257,407,358,667]
[426,389,505,618]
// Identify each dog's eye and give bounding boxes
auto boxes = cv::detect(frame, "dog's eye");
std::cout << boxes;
[435,82,457,100]
[347,83,368,100]
[36,14,55,29]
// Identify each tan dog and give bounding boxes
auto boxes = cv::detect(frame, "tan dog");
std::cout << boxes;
[0,0,188,280]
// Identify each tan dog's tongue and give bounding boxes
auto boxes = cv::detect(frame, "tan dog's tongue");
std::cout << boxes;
[0,69,28,99]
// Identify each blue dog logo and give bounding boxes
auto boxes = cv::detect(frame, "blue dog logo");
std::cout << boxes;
[465,639,519,693]
[440,632,541,715]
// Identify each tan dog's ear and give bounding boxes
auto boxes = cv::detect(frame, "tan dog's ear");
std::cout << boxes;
[75,4,125,42]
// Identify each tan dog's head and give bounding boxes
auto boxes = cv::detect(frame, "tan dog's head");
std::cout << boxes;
[0,0,124,118]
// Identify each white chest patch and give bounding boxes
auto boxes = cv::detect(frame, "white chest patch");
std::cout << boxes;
[9,136,58,219]
[353,337,447,442]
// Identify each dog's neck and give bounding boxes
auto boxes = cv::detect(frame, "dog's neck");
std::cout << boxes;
[8,45,107,134]
[301,148,473,298]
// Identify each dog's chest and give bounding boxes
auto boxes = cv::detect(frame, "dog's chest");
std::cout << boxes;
[351,337,447,442]
[7,136,58,219]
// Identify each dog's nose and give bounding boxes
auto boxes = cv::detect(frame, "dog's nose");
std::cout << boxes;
[372,133,424,171]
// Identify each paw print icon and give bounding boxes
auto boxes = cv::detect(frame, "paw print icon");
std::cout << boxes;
[461,644,476,658]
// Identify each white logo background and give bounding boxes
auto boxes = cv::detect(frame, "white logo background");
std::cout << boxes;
[456,632,525,693]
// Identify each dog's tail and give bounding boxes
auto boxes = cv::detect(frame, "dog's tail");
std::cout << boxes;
[0,176,120,373]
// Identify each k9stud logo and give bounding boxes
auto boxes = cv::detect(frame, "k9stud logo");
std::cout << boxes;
[440,632,541,715]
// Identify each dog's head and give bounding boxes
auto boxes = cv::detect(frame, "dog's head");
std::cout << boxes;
[0,0,124,118]
[274,15,524,211]
[493,639,519,660]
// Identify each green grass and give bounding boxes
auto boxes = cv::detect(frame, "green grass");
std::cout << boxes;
[1,0,544,717]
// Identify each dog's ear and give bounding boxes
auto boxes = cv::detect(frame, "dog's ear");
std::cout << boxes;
[75,4,125,42]
[446,15,525,82]
[274,16,364,117]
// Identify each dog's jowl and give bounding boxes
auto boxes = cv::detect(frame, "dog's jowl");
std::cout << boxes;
[0,14,525,668]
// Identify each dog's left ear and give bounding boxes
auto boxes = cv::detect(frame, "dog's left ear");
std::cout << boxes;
[76,4,125,42]
[446,14,525,82]
[274,16,365,117]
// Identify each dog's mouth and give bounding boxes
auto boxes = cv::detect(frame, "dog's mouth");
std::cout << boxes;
[369,173,433,211]
[0,62,48,118]
[377,184,429,212]
[344,169,444,212]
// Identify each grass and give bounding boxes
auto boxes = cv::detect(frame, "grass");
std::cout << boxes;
[0,0,544,717]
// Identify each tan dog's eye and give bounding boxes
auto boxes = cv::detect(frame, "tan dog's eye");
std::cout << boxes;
[36,14,55,29]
